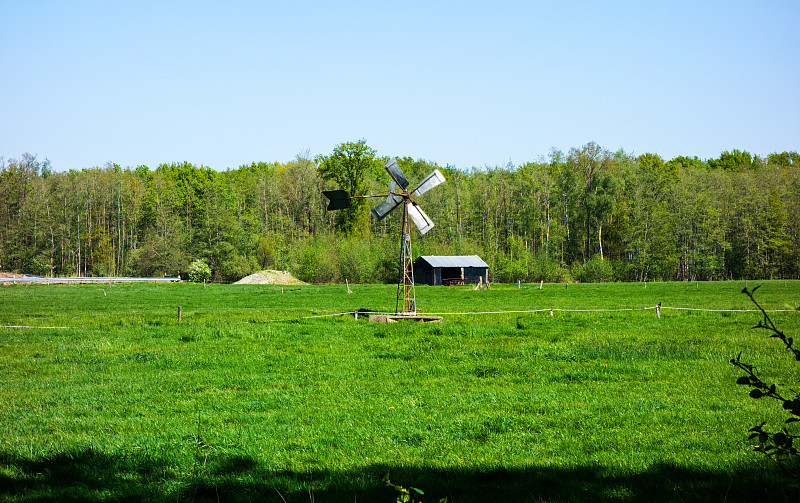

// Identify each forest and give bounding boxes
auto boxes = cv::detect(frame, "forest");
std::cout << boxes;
[1,142,798,284]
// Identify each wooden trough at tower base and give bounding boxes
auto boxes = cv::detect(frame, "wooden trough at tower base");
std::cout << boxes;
[369,314,443,323]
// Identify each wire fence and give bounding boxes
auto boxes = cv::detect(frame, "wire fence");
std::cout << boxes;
[1,276,181,284]
[2,304,795,329]
[300,304,798,321]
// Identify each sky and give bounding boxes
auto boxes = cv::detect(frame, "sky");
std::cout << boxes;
[1,1,798,172]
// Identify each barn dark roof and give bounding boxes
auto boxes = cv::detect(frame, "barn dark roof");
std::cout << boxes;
[417,255,489,268]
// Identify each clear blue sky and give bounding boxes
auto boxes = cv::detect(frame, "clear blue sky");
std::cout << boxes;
[2,1,798,171]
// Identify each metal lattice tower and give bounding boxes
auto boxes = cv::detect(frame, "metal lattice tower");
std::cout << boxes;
[397,203,416,315]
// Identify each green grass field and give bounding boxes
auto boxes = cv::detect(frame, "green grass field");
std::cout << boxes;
[1,280,799,502]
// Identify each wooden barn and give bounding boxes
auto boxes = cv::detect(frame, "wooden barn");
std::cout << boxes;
[413,255,489,286]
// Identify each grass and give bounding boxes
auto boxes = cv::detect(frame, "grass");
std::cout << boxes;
[0,280,799,502]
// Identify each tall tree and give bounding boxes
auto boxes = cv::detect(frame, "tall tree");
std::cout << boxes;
[316,139,379,236]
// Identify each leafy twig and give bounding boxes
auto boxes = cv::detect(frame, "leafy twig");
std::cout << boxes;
[733,286,800,479]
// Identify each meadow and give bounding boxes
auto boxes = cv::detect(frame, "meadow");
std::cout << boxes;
[1,280,799,502]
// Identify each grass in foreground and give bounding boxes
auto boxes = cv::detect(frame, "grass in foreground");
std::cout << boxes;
[0,280,799,502]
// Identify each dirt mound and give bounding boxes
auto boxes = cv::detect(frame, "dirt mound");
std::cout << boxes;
[234,270,306,285]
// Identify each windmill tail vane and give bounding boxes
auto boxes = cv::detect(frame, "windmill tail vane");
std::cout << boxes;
[322,158,446,315]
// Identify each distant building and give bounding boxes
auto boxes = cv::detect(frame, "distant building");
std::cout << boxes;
[413,255,489,286]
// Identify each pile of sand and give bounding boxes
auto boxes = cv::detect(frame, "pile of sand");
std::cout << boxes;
[234,270,306,285]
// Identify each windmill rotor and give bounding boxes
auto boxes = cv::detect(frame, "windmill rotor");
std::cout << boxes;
[322,158,446,315]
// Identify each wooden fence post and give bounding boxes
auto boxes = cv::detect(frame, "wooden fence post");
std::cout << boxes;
[178,306,182,323]
[656,302,661,319]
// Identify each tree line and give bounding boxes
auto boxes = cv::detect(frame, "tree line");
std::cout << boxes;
[1,143,798,283]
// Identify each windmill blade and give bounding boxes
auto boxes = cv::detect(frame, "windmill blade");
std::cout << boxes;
[407,202,434,235]
[383,158,409,190]
[370,181,403,220]
[411,169,446,197]
[323,190,351,210]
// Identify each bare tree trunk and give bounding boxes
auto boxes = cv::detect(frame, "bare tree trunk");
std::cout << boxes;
[455,171,462,240]
[598,220,603,261]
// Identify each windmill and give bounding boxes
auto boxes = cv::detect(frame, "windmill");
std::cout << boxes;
[323,158,445,315]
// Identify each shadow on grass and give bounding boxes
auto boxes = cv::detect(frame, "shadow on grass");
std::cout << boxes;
[0,448,797,502]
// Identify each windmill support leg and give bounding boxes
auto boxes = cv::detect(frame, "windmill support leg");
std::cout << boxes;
[396,203,416,315]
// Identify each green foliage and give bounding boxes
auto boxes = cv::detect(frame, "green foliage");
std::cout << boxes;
[187,259,211,282]
[574,255,615,283]
[495,254,527,283]
[732,286,800,478]
[256,236,276,269]
[297,244,319,283]
[134,232,188,277]
[218,253,257,282]
[709,149,757,172]
[384,473,447,503]
[292,233,397,284]
[666,155,708,172]
[530,253,563,283]
[768,151,800,168]
[1,146,799,284]
[23,253,52,276]
[316,139,379,236]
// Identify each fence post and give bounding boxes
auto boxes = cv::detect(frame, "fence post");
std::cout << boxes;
[178,306,182,323]
[656,302,661,319]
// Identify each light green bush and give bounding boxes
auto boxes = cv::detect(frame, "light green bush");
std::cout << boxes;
[187,259,211,282]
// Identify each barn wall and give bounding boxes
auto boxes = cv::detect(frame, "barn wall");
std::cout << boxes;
[413,264,438,286]
[463,268,488,284]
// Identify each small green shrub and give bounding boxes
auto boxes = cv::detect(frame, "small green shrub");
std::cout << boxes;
[530,253,560,283]
[384,473,446,503]
[574,255,614,283]
[219,254,257,282]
